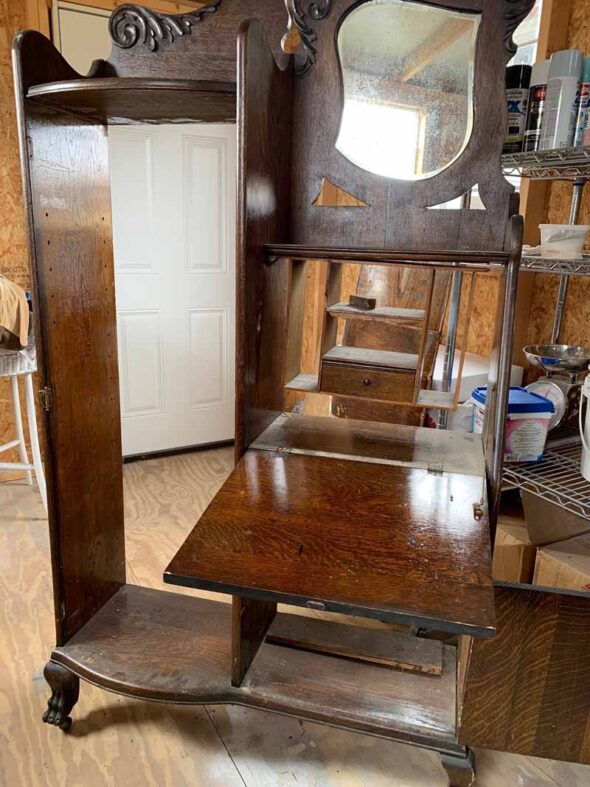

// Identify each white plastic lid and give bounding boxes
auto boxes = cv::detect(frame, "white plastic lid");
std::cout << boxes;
[530,59,550,86]
[548,49,584,79]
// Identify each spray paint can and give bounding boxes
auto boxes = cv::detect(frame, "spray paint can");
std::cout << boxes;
[504,65,532,154]
[541,49,584,149]
[574,57,590,147]
[524,60,550,152]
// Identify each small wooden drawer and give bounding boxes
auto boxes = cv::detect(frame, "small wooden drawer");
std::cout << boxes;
[320,360,416,402]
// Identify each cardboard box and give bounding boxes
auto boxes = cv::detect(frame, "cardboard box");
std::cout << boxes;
[521,491,590,546]
[493,520,536,583]
[534,533,590,592]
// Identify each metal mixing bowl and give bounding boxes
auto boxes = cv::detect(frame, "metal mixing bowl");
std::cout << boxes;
[523,344,590,372]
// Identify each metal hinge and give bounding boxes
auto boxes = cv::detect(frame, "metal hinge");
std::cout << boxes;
[39,386,52,412]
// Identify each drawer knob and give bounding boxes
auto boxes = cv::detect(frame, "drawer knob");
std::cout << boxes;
[362,376,372,386]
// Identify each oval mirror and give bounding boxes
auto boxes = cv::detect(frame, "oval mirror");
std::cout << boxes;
[335,0,480,180]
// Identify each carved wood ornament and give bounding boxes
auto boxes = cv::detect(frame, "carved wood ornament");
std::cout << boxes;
[288,0,534,76]
[285,0,333,75]
[109,1,223,51]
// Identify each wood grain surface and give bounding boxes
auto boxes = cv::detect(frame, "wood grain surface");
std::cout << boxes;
[51,584,460,750]
[13,91,125,648]
[460,583,590,764]
[106,0,290,83]
[12,31,128,645]
[165,449,495,636]
[231,595,276,686]
[27,78,237,123]
[235,19,293,457]
[266,612,444,675]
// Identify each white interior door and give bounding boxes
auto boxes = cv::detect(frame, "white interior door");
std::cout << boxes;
[110,124,236,457]
[52,1,111,75]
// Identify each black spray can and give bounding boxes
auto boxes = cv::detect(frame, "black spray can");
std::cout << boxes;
[504,64,532,154]
[524,60,550,151]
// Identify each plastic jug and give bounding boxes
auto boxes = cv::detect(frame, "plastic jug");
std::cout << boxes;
[579,374,590,481]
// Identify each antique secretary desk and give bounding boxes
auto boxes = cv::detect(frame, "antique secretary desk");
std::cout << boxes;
[12,1,590,785]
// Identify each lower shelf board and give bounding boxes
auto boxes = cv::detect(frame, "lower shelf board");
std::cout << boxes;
[285,373,319,393]
[52,585,460,752]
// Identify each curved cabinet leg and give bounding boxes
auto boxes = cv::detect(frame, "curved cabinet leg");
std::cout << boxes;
[42,661,80,731]
[441,748,476,787]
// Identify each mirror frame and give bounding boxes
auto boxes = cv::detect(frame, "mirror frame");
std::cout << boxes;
[286,0,535,249]
[334,0,482,182]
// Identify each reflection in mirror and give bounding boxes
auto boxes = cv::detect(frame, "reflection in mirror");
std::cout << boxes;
[336,0,480,180]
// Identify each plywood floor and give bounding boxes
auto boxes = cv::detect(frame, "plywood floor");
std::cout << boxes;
[1,446,590,787]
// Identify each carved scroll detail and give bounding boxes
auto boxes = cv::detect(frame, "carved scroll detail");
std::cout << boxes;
[503,0,536,58]
[285,0,333,76]
[110,1,222,52]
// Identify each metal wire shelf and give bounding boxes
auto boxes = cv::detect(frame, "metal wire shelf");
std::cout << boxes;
[520,253,590,276]
[502,147,590,180]
[504,442,590,520]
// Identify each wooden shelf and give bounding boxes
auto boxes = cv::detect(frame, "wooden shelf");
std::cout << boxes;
[285,376,459,410]
[328,303,425,322]
[323,346,418,370]
[165,450,495,637]
[250,413,486,476]
[52,585,461,752]
[284,373,319,392]
[26,78,236,124]
[417,390,456,408]
[265,244,510,271]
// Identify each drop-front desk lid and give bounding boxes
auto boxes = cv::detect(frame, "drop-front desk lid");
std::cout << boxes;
[165,419,495,638]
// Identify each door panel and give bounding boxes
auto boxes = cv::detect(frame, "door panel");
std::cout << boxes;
[110,124,236,456]
[184,135,229,274]
[459,582,590,764]
[118,311,164,416]
[187,307,230,409]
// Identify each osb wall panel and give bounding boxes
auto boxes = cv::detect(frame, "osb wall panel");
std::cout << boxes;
[0,0,35,471]
[525,0,590,375]
[451,271,500,358]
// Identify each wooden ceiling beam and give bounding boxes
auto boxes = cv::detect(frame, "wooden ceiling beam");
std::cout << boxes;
[401,18,473,82]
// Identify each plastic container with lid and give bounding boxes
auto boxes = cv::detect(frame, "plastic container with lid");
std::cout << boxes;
[539,223,590,258]
[471,386,555,463]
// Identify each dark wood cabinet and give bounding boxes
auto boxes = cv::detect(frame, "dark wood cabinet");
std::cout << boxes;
[12,1,590,785]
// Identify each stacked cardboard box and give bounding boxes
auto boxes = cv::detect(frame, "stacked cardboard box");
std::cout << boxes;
[492,520,536,583]
[534,533,590,592]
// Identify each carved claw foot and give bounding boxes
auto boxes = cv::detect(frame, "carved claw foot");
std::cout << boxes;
[441,748,476,787]
[42,661,80,731]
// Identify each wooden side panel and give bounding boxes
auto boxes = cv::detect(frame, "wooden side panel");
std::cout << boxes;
[13,33,125,644]
[231,596,276,686]
[460,584,590,764]
[235,19,293,457]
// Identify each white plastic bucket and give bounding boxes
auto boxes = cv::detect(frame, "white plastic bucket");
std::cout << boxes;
[471,386,554,463]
